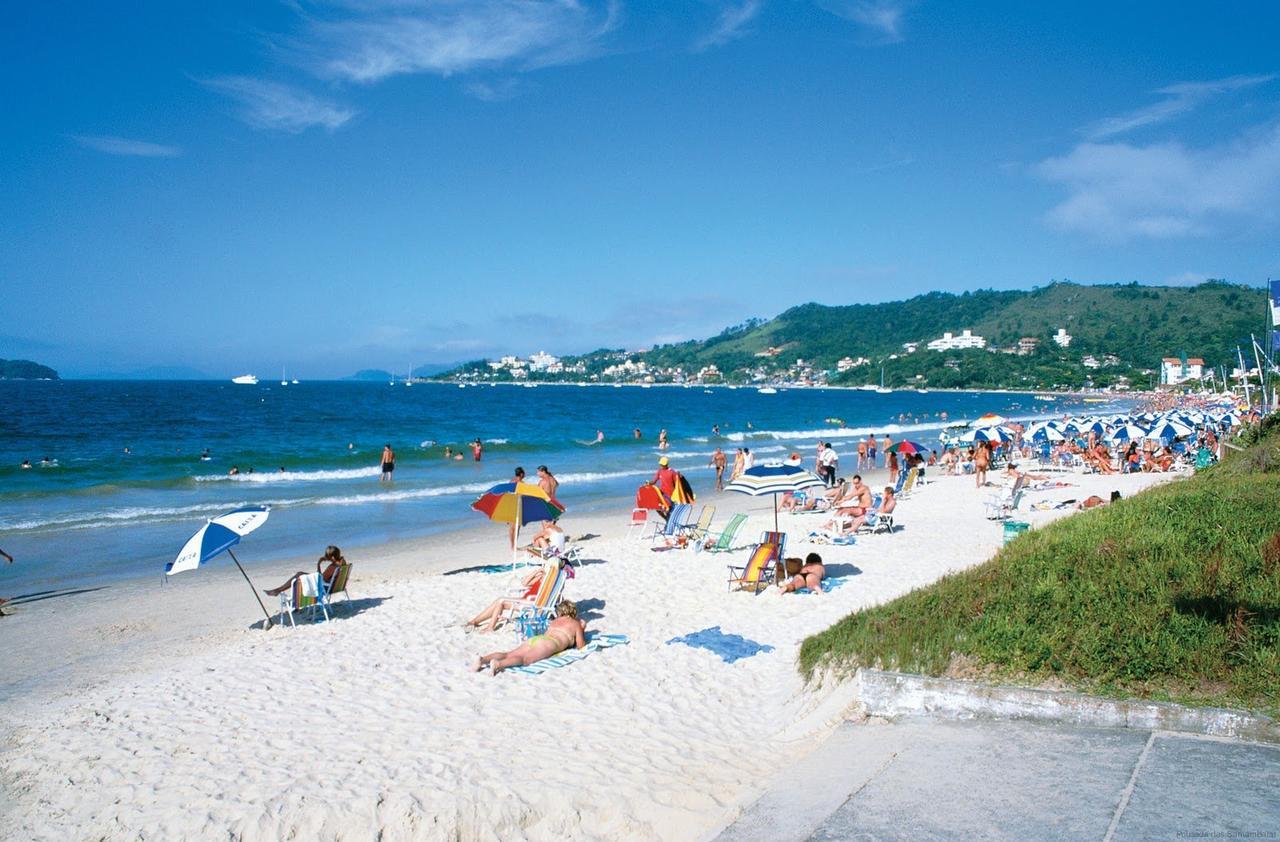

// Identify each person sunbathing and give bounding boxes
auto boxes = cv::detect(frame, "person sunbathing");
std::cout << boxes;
[471,600,586,675]
[465,561,564,632]
[264,545,345,596]
[776,553,826,594]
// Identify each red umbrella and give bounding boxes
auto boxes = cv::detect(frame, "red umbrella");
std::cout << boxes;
[636,483,671,513]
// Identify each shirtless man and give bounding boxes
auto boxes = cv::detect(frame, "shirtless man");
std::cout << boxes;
[836,474,873,517]
[710,447,728,491]
[855,438,868,471]
[866,434,878,469]
[846,487,896,533]
[536,465,559,498]
[380,444,396,482]
[472,600,586,675]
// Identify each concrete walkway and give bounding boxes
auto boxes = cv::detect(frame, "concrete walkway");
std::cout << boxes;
[717,717,1280,841]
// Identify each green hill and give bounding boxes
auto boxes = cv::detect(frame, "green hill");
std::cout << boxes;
[444,281,1267,390]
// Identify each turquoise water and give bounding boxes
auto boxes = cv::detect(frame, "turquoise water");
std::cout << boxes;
[0,381,1125,589]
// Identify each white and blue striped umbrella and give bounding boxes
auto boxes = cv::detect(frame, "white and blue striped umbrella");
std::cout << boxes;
[974,426,1013,443]
[1027,423,1066,442]
[726,463,824,531]
[1145,421,1193,442]
[168,505,274,626]
[1107,423,1149,443]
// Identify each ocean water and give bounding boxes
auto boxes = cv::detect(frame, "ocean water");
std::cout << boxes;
[0,381,1127,589]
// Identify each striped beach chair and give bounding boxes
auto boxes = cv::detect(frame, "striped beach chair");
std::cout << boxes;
[699,513,748,553]
[727,531,786,594]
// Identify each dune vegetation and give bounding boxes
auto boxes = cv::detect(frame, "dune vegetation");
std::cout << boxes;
[800,417,1280,716]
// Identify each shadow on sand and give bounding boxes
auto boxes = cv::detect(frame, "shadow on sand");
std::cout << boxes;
[252,596,391,629]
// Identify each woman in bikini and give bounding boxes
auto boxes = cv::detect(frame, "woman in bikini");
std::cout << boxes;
[464,561,565,632]
[264,545,346,597]
[776,553,826,594]
[471,600,586,675]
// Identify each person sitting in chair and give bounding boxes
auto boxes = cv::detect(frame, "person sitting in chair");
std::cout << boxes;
[846,487,897,533]
[526,521,567,554]
[264,545,345,596]
[465,560,565,632]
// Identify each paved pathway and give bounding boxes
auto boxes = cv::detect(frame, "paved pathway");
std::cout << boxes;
[717,717,1280,841]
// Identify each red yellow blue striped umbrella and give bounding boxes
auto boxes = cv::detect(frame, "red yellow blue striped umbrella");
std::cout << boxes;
[471,482,566,566]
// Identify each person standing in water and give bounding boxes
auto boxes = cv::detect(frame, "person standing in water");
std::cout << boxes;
[710,447,728,491]
[658,429,669,450]
[380,444,396,481]
[471,438,484,461]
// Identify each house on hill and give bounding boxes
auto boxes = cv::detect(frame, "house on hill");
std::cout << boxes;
[927,330,986,351]
[1161,357,1204,386]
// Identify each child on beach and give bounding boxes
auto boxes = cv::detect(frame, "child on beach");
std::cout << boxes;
[471,600,585,675]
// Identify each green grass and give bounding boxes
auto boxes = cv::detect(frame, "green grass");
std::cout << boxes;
[799,425,1280,717]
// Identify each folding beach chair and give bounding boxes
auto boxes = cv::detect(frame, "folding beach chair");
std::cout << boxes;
[727,531,786,594]
[277,562,353,626]
[500,560,567,629]
[984,476,1025,520]
[650,503,693,545]
[627,508,652,539]
[677,505,716,543]
[899,467,920,498]
[698,513,748,553]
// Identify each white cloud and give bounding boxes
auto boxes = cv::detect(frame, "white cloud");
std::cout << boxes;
[295,0,621,83]
[71,135,181,157]
[1084,73,1276,140]
[1035,122,1280,241]
[694,1,763,51]
[817,0,908,44]
[462,77,528,101]
[204,76,356,132]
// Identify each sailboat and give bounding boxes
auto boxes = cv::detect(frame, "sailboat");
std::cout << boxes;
[281,367,289,386]
[875,367,892,394]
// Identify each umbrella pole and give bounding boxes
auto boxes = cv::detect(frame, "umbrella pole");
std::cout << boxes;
[512,495,522,571]
[227,548,274,629]
[773,492,779,533]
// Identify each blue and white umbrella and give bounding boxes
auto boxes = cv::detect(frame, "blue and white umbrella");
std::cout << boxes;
[974,426,1013,444]
[1107,423,1149,444]
[726,462,824,531]
[1145,421,1193,443]
[1027,423,1066,442]
[168,505,275,626]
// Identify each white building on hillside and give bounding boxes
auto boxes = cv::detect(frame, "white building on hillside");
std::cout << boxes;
[927,330,986,351]
[528,351,559,371]
[1161,357,1204,386]
[1052,328,1072,348]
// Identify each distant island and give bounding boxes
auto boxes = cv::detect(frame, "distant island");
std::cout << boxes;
[438,281,1266,392]
[0,359,59,380]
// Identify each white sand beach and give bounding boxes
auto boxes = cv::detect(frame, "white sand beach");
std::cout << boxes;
[0,469,1175,841]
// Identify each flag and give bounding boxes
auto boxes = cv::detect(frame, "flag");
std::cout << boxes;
[1270,279,1280,328]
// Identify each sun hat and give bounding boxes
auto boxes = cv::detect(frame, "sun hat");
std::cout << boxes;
[659,456,669,466]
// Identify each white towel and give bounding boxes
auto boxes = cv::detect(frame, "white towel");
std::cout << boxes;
[298,573,320,599]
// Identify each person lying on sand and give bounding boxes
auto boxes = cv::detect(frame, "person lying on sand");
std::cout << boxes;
[263,545,345,596]
[471,601,585,675]
[776,553,826,594]
[466,560,565,632]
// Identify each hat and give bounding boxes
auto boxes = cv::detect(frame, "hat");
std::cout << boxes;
[658,456,669,466]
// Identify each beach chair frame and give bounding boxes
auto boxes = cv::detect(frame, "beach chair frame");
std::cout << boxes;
[727,531,786,594]
[699,513,748,553]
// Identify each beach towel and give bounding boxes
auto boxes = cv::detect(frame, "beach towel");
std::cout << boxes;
[507,633,629,675]
[805,531,856,546]
[666,626,775,663]
[792,576,850,596]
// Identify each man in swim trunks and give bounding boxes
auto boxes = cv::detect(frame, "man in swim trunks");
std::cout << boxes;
[710,447,727,491]
[472,600,585,675]
[380,444,395,481]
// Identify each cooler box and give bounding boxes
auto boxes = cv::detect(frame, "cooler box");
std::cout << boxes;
[1003,521,1030,543]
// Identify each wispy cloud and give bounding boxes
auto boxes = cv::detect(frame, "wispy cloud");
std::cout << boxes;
[1035,122,1280,241]
[462,76,529,102]
[71,135,181,158]
[294,0,621,84]
[1083,73,1276,140]
[817,0,908,44]
[694,0,763,51]
[204,76,356,132]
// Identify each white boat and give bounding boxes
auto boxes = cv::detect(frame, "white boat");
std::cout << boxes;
[1034,394,1056,401]
[916,388,930,394]
[874,367,892,394]
[231,374,258,385]
[281,366,288,386]
[758,386,778,394]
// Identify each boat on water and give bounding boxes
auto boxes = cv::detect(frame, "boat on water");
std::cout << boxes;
[231,374,258,385]
[1034,394,1056,401]
[758,386,778,395]
[874,367,892,394]
[916,387,930,394]
[1083,397,1108,403]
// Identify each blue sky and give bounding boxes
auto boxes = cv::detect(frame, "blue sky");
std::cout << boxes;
[3,1,1279,377]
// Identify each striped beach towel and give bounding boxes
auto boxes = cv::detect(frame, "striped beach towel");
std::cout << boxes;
[792,575,850,595]
[507,633,630,675]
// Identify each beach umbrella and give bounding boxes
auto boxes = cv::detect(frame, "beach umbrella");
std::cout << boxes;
[1027,423,1066,443]
[1145,421,1193,442]
[1107,423,1149,444]
[886,440,931,456]
[975,426,1013,444]
[725,463,824,532]
[635,483,670,513]
[975,412,1007,426]
[167,505,275,627]
[471,481,566,566]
